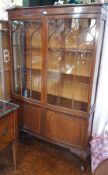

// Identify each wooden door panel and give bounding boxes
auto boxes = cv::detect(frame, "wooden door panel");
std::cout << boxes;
[22,104,41,134]
[46,110,87,147]
[23,105,32,130]
[32,107,41,134]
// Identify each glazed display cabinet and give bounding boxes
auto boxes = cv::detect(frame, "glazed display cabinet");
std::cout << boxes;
[7,4,107,160]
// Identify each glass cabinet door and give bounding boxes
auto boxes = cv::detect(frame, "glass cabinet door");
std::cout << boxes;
[47,18,97,112]
[11,20,42,101]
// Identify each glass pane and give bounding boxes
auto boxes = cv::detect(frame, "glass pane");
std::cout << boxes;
[26,21,42,48]
[13,46,22,69]
[47,72,60,105]
[48,19,63,49]
[59,74,73,108]
[11,21,23,46]
[22,69,31,98]
[26,49,41,70]
[73,19,96,112]
[61,52,75,75]
[47,20,74,108]
[11,20,42,101]
[61,18,96,50]
[31,71,41,100]
[25,21,42,100]
[77,19,96,50]
[48,51,61,73]
[11,21,24,96]
[12,45,22,95]
[14,69,21,94]
[75,52,92,77]
[47,17,96,111]
[73,77,89,111]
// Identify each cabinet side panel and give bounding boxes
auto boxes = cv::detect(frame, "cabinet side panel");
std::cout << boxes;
[91,19,105,107]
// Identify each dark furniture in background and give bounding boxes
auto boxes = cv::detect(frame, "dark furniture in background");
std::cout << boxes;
[7,4,107,164]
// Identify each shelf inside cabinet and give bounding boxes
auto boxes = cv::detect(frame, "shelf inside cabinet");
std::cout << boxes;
[47,77,89,103]
[47,69,91,78]
[25,46,41,50]
[48,85,88,103]
[12,45,41,49]
[48,48,94,54]
[48,50,92,78]
[26,66,41,71]
[47,94,88,111]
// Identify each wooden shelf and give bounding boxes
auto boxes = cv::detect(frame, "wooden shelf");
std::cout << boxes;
[26,66,41,71]
[24,66,90,78]
[12,45,41,50]
[13,45,93,53]
[25,72,88,103]
[47,78,89,103]
[48,68,91,78]
[47,74,89,102]
[48,48,93,53]
[47,62,91,77]
[48,51,92,77]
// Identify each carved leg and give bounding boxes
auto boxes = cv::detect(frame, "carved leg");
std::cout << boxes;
[69,148,89,173]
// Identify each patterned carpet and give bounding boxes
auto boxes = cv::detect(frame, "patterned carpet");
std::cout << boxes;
[0,132,91,175]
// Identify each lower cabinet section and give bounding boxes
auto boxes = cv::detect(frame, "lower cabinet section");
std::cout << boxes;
[14,100,41,135]
[14,99,89,153]
[22,104,41,134]
[46,110,87,148]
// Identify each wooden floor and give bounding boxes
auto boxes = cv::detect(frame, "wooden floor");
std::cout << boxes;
[0,132,91,175]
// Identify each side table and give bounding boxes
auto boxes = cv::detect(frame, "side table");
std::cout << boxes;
[0,100,19,170]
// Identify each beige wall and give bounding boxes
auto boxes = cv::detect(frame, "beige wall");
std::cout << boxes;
[0,0,23,20]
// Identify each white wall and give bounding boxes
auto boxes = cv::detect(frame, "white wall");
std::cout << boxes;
[92,15,108,136]
[0,0,23,20]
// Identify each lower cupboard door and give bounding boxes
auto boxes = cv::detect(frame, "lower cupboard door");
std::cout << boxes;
[22,104,41,135]
[46,110,87,148]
